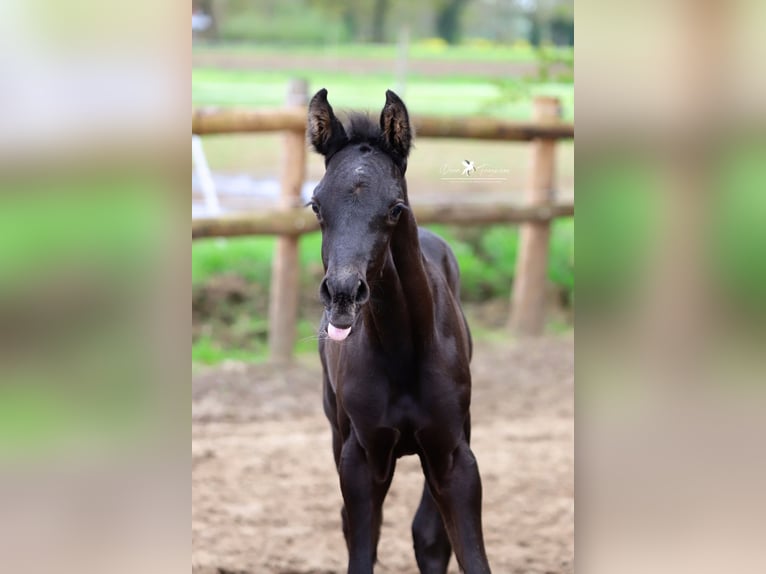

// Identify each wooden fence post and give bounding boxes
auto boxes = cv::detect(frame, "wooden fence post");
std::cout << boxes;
[509,96,561,336]
[268,79,308,363]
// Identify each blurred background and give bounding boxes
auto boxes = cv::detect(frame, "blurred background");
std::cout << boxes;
[191,1,574,573]
[577,2,766,573]
[3,0,762,572]
[191,0,574,363]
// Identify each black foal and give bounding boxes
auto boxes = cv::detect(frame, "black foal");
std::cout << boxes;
[308,88,491,574]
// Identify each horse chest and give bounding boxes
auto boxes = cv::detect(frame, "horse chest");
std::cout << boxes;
[339,373,430,438]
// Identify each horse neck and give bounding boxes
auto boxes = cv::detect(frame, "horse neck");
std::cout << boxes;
[376,205,435,348]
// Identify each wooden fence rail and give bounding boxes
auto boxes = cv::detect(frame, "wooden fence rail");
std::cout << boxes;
[192,199,574,239]
[192,84,574,362]
[192,108,574,141]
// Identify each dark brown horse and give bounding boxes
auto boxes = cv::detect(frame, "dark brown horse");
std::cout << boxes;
[307,88,491,574]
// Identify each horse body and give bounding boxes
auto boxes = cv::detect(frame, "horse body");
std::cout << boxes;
[320,224,471,465]
[308,88,491,574]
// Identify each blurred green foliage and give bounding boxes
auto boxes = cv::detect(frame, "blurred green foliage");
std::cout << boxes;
[192,222,574,302]
[0,180,159,294]
[428,220,574,301]
[218,3,347,44]
[711,142,766,317]
[193,42,573,62]
[576,158,660,312]
[192,220,574,364]
[480,44,574,115]
[197,0,573,47]
[0,176,166,455]
[576,143,766,321]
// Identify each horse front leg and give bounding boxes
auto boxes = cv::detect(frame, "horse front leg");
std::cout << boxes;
[338,428,396,574]
[418,436,491,574]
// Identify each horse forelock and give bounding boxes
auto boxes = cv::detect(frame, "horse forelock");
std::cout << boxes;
[342,112,382,146]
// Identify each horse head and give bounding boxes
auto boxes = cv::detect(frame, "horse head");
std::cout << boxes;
[307,88,413,341]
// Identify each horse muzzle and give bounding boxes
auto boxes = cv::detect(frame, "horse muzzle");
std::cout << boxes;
[319,269,370,341]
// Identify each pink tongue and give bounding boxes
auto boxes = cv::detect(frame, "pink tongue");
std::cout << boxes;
[328,324,352,341]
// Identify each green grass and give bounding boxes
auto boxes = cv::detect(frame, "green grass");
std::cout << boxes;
[192,68,573,121]
[192,221,574,365]
[191,232,324,290]
[192,319,322,365]
[426,220,574,301]
[192,223,574,303]
[193,38,573,119]
[192,333,266,364]
[192,235,276,288]
[194,41,573,63]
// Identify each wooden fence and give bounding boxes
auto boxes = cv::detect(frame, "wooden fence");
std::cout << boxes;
[192,81,574,362]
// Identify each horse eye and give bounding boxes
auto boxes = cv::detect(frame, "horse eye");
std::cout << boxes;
[310,202,321,217]
[389,204,405,221]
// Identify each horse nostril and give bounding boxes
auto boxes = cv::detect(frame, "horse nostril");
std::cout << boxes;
[319,277,332,307]
[355,278,370,304]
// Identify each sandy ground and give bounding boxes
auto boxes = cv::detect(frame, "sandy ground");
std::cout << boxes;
[192,333,573,574]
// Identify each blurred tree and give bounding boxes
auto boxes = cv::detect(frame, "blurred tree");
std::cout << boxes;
[311,0,397,43]
[371,0,390,42]
[194,0,573,46]
[550,2,574,45]
[526,0,573,46]
[343,5,359,40]
[434,0,469,44]
[310,0,362,41]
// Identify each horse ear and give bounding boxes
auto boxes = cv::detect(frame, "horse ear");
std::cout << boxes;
[308,88,347,159]
[379,90,412,169]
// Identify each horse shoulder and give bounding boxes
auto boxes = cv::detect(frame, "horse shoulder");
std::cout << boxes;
[417,227,461,296]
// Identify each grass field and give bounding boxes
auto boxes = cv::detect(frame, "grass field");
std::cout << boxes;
[192,41,574,119]
[193,41,573,62]
[192,68,574,120]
